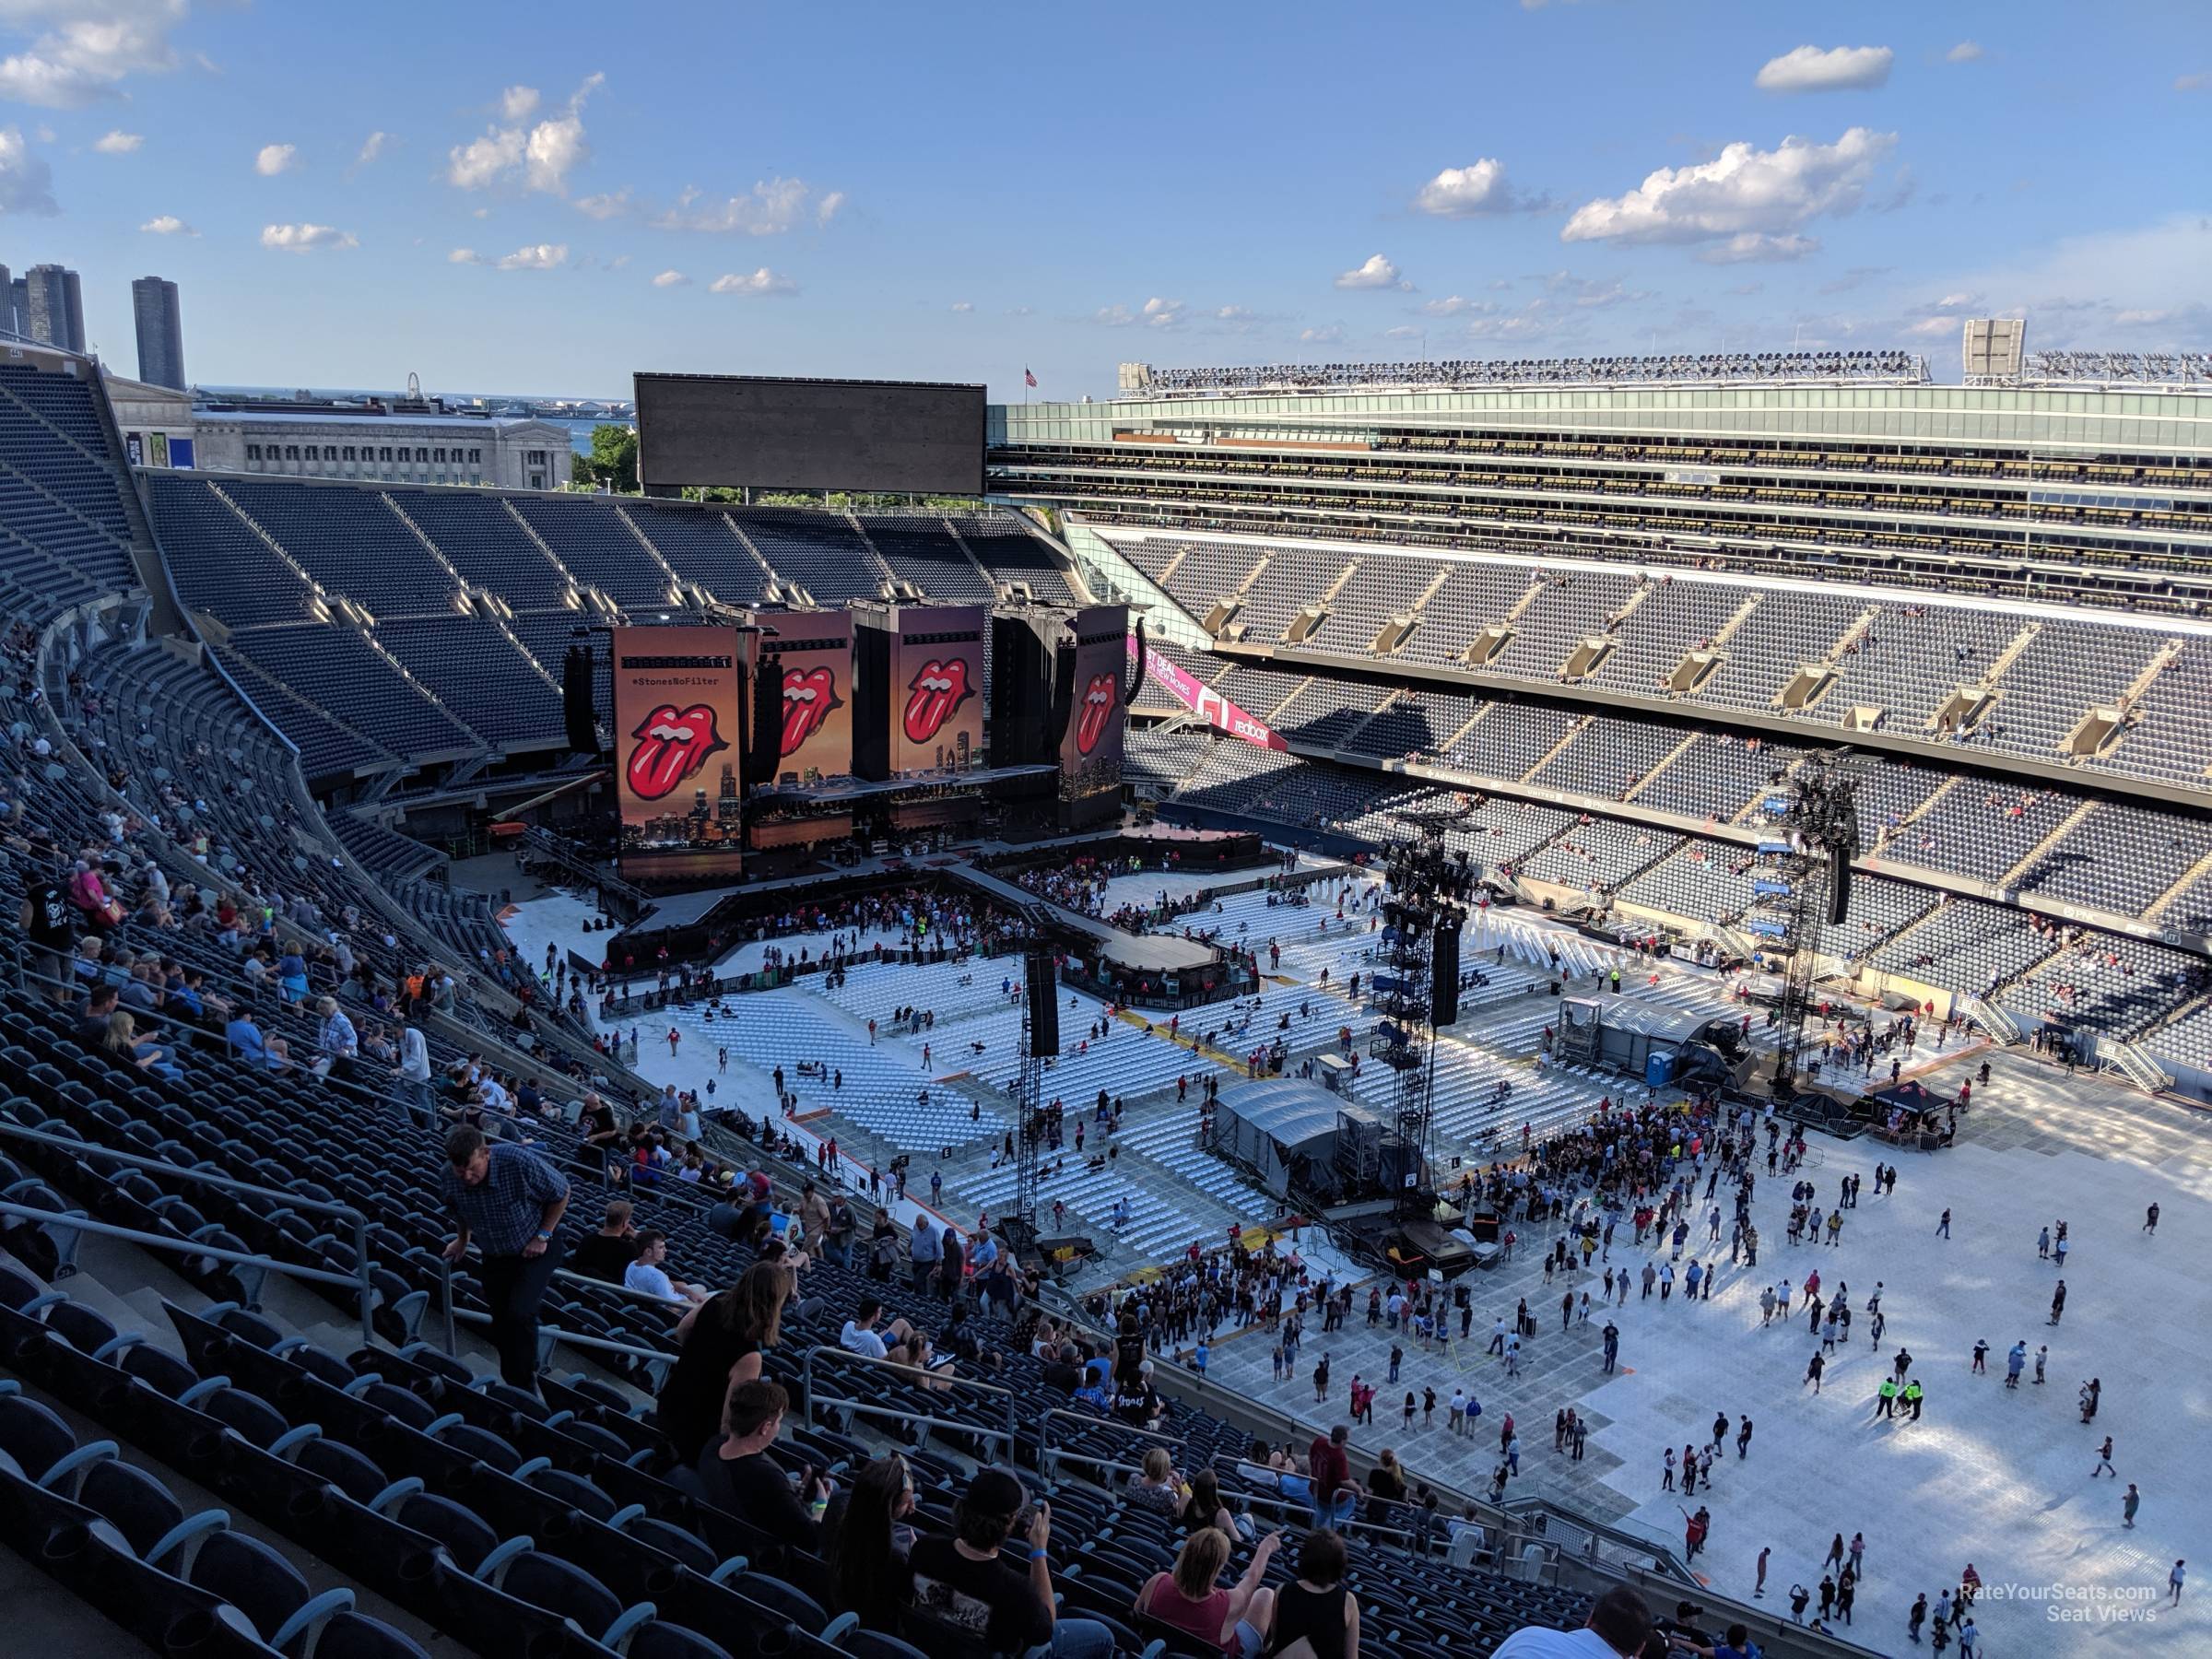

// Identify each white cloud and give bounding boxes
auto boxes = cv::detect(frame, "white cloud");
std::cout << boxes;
[653,176,833,235]
[448,72,601,195]
[1945,42,1983,65]
[574,188,629,219]
[1300,324,1346,345]
[1563,127,1897,248]
[1413,158,1541,217]
[262,222,357,253]
[356,130,388,165]
[709,266,796,297]
[608,253,629,269]
[1539,271,1650,308]
[1755,45,1894,93]
[1213,305,1254,322]
[1935,291,1974,309]
[91,126,138,152]
[2176,73,2210,93]
[1902,315,1954,336]
[1335,253,1411,291]
[1904,214,2212,348]
[1419,295,1490,317]
[448,248,484,264]
[139,212,194,235]
[1092,296,1186,329]
[0,0,188,109]
[494,241,566,270]
[949,300,973,312]
[651,268,689,288]
[0,124,55,213]
[1383,325,1422,339]
[1695,231,1820,264]
[254,142,297,176]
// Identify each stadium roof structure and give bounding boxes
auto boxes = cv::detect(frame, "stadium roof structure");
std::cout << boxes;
[1119,349,1932,400]
[1994,350,2212,392]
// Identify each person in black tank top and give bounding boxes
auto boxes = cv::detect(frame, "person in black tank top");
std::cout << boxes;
[1262,1528,1359,1659]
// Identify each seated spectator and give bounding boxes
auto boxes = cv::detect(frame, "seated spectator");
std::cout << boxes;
[624,1230,709,1304]
[825,1453,919,1635]
[71,981,120,1043]
[1135,1526,1281,1658]
[1181,1468,1242,1541]
[223,1009,291,1072]
[1040,1343,1083,1394]
[1249,1527,1359,1659]
[1489,1585,1651,1658]
[690,1378,827,1550]
[1126,1446,1185,1516]
[910,1468,1112,1659]
[567,1200,638,1283]
[659,1262,790,1465]
[103,1009,180,1080]
[1445,1506,1488,1551]
[841,1296,917,1359]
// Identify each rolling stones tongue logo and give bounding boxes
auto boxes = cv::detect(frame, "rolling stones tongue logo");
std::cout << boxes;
[902,657,974,745]
[1075,672,1118,756]
[780,665,842,757]
[625,702,727,801]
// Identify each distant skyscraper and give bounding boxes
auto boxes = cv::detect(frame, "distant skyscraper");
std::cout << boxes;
[25,264,84,351]
[7,276,27,339]
[132,276,185,390]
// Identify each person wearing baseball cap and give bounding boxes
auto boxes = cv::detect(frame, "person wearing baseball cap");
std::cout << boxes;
[1490,1584,1653,1657]
[908,1467,1115,1657]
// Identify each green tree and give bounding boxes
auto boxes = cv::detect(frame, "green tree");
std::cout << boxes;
[572,423,639,493]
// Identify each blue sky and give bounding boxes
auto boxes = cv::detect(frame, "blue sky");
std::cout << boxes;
[4,0,2207,402]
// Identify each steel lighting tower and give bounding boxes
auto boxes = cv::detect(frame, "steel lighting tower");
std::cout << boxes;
[1370,816,1475,1215]
[1010,901,1062,1246]
[1746,752,1864,1099]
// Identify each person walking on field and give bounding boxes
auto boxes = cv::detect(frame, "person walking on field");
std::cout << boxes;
[2124,1484,2141,1528]
[2092,1436,2115,1479]
[2050,1279,2067,1325]
[1805,1350,1826,1394]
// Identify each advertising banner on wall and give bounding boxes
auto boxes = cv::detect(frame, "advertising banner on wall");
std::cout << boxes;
[890,604,986,775]
[1125,634,1287,750]
[756,610,853,788]
[1059,605,1127,800]
[610,625,745,880]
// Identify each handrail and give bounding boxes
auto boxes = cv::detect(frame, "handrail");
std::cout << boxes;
[0,1199,376,1347]
[0,1120,376,1347]
[800,1342,1019,1454]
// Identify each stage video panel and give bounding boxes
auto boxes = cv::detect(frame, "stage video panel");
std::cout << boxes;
[1060,604,1126,801]
[610,625,745,880]
[759,610,854,787]
[635,373,985,497]
[890,604,985,775]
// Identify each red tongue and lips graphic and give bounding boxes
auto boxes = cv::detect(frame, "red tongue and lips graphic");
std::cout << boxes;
[780,665,841,756]
[902,657,973,744]
[1076,672,1117,755]
[625,702,726,801]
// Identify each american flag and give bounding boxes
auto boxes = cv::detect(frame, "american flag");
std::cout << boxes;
[1024,367,1038,388]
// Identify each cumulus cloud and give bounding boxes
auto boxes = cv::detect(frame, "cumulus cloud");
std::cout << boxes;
[448,72,601,195]
[654,176,840,235]
[1335,253,1411,291]
[0,125,56,213]
[1562,127,1897,248]
[139,213,194,234]
[1897,214,2212,349]
[1538,271,1649,308]
[254,142,297,176]
[1419,296,1491,317]
[1945,42,1983,64]
[1383,325,1422,339]
[651,268,689,288]
[574,188,630,219]
[448,248,485,265]
[949,300,973,312]
[494,241,566,270]
[1300,324,1346,345]
[1696,231,1821,264]
[91,126,139,152]
[1756,45,1894,93]
[262,222,357,253]
[1092,297,1186,329]
[356,130,388,165]
[1413,158,1544,217]
[709,266,795,296]
[0,0,188,109]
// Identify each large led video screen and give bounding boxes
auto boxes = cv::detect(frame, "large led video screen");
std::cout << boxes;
[757,610,854,788]
[610,625,745,879]
[1059,605,1126,801]
[890,604,985,776]
[635,373,985,497]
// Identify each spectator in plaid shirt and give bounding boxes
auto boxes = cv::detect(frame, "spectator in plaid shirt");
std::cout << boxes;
[441,1125,571,1394]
